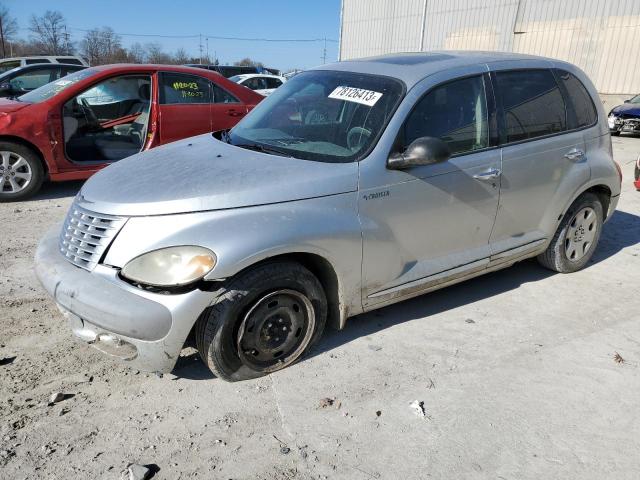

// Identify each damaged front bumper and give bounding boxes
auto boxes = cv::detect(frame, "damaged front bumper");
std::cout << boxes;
[35,226,216,373]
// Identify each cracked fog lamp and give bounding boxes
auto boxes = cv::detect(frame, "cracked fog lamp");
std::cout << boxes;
[121,246,216,287]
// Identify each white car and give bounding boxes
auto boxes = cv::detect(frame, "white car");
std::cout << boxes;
[229,73,286,96]
[0,55,88,74]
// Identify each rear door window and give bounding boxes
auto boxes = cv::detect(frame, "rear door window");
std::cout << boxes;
[555,70,597,129]
[265,77,283,89]
[160,73,212,104]
[495,69,566,143]
[402,75,490,155]
[212,83,239,103]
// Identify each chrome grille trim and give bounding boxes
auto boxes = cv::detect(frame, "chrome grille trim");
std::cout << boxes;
[58,202,126,271]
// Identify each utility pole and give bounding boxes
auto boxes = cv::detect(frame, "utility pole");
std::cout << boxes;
[206,37,209,64]
[321,37,327,64]
[0,17,5,58]
[199,33,203,64]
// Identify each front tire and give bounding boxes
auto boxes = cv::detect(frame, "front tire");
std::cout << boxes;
[610,130,621,137]
[537,193,604,273]
[0,142,45,202]
[195,261,327,382]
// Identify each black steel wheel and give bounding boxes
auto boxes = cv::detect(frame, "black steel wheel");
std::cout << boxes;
[195,261,327,382]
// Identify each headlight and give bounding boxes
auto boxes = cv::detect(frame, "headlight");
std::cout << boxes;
[121,246,216,287]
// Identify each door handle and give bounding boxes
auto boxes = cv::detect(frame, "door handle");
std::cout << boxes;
[473,168,501,181]
[226,109,243,117]
[564,148,585,161]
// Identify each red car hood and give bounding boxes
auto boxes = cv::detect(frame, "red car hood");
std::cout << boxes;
[0,98,30,113]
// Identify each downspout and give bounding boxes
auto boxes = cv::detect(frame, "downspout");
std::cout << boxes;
[419,0,428,52]
[338,0,345,60]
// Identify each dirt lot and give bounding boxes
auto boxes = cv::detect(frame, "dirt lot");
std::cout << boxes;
[1,137,639,480]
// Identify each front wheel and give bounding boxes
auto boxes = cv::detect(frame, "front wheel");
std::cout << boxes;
[537,193,604,273]
[0,142,45,202]
[195,261,327,382]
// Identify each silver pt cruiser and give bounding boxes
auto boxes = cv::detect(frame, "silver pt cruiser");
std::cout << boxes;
[36,52,621,381]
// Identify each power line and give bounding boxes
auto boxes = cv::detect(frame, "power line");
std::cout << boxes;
[64,27,338,43]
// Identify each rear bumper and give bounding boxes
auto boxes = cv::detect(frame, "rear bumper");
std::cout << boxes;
[634,179,640,190]
[35,226,216,373]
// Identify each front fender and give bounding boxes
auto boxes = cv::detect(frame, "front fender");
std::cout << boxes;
[103,192,363,319]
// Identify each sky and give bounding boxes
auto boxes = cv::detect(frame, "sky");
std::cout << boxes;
[4,0,342,71]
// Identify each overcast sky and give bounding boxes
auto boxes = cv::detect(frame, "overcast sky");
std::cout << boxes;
[5,0,341,70]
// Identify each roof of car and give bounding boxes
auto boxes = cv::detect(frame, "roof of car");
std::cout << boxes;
[315,51,560,89]
[233,73,285,80]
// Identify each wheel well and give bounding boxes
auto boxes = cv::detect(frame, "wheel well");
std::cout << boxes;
[0,135,48,175]
[235,252,343,330]
[585,185,612,219]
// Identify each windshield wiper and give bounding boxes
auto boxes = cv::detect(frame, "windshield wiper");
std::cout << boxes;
[234,143,293,158]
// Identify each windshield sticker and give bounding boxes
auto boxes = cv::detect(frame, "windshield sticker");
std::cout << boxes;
[328,86,383,106]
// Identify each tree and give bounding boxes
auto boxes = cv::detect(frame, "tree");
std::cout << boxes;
[127,42,145,63]
[172,48,189,65]
[0,3,18,58]
[234,57,264,68]
[81,27,122,65]
[144,42,171,64]
[28,10,71,55]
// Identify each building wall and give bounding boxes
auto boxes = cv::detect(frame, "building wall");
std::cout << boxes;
[339,0,640,97]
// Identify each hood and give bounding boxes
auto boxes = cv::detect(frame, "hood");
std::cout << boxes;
[611,102,640,116]
[78,134,358,216]
[0,98,30,113]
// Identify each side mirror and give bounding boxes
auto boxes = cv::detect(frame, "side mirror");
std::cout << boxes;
[387,136,451,170]
[624,99,631,103]
[0,83,12,95]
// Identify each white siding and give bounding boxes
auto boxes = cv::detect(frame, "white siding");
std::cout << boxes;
[339,0,640,94]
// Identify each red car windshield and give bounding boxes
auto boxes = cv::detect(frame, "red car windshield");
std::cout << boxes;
[18,68,97,103]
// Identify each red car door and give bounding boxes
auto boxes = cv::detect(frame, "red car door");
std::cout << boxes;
[157,71,212,144]
[210,81,249,131]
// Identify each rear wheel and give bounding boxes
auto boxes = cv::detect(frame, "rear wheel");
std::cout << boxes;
[195,261,327,382]
[0,142,45,202]
[537,193,603,273]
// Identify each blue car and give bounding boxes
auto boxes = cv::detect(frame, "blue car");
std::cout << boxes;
[608,94,640,136]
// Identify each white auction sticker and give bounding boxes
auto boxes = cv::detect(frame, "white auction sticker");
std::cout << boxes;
[328,86,383,107]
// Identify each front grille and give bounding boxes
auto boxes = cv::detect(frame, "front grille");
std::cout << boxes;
[59,202,126,271]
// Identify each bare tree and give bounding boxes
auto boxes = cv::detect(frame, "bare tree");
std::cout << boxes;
[126,42,145,63]
[28,10,71,55]
[234,57,264,68]
[172,48,189,65]
[144,42,171,64]
[81,27,122,65]
[0,3,17,57]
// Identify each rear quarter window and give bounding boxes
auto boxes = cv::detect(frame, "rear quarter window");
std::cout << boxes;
[495,69,567,143]
[556,70,597,129]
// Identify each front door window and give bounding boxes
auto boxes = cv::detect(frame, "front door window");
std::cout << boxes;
[63,75,152,162]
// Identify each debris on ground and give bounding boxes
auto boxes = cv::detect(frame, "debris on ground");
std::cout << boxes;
[127,463,153,480]
[318,397,335,408]
[0,355,16,366]
[465,318,476,324]
[410,400,427,419]
[49,392,65,404]
[426,378,435,389]
[375,410,382,417]
[368,344,383,351]
[613,352,625,364]
[280,446,290,455]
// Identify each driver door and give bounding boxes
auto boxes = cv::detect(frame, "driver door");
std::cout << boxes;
[359,72,501,308]
[62,74,152,162]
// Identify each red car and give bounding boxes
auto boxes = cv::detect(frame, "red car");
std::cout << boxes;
[0,64,263,201]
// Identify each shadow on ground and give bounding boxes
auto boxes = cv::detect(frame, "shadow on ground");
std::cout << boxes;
[31,180,84,201]
[173,206,640,380]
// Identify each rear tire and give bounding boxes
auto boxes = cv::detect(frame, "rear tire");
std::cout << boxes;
[195,261,327,382]
[537,193,603,273]
[0,142,45,202]
[610,130,621,137]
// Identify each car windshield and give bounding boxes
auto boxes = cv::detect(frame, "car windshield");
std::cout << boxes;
[228,75,243,82]
[227,70,404,163]
[17,68,96,103]
[629,94,640,104]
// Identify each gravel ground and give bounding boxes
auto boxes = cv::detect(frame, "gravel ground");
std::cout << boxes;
[1,137,639,480]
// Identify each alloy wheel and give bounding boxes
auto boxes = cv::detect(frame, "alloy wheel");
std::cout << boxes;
[0,151,32,195]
